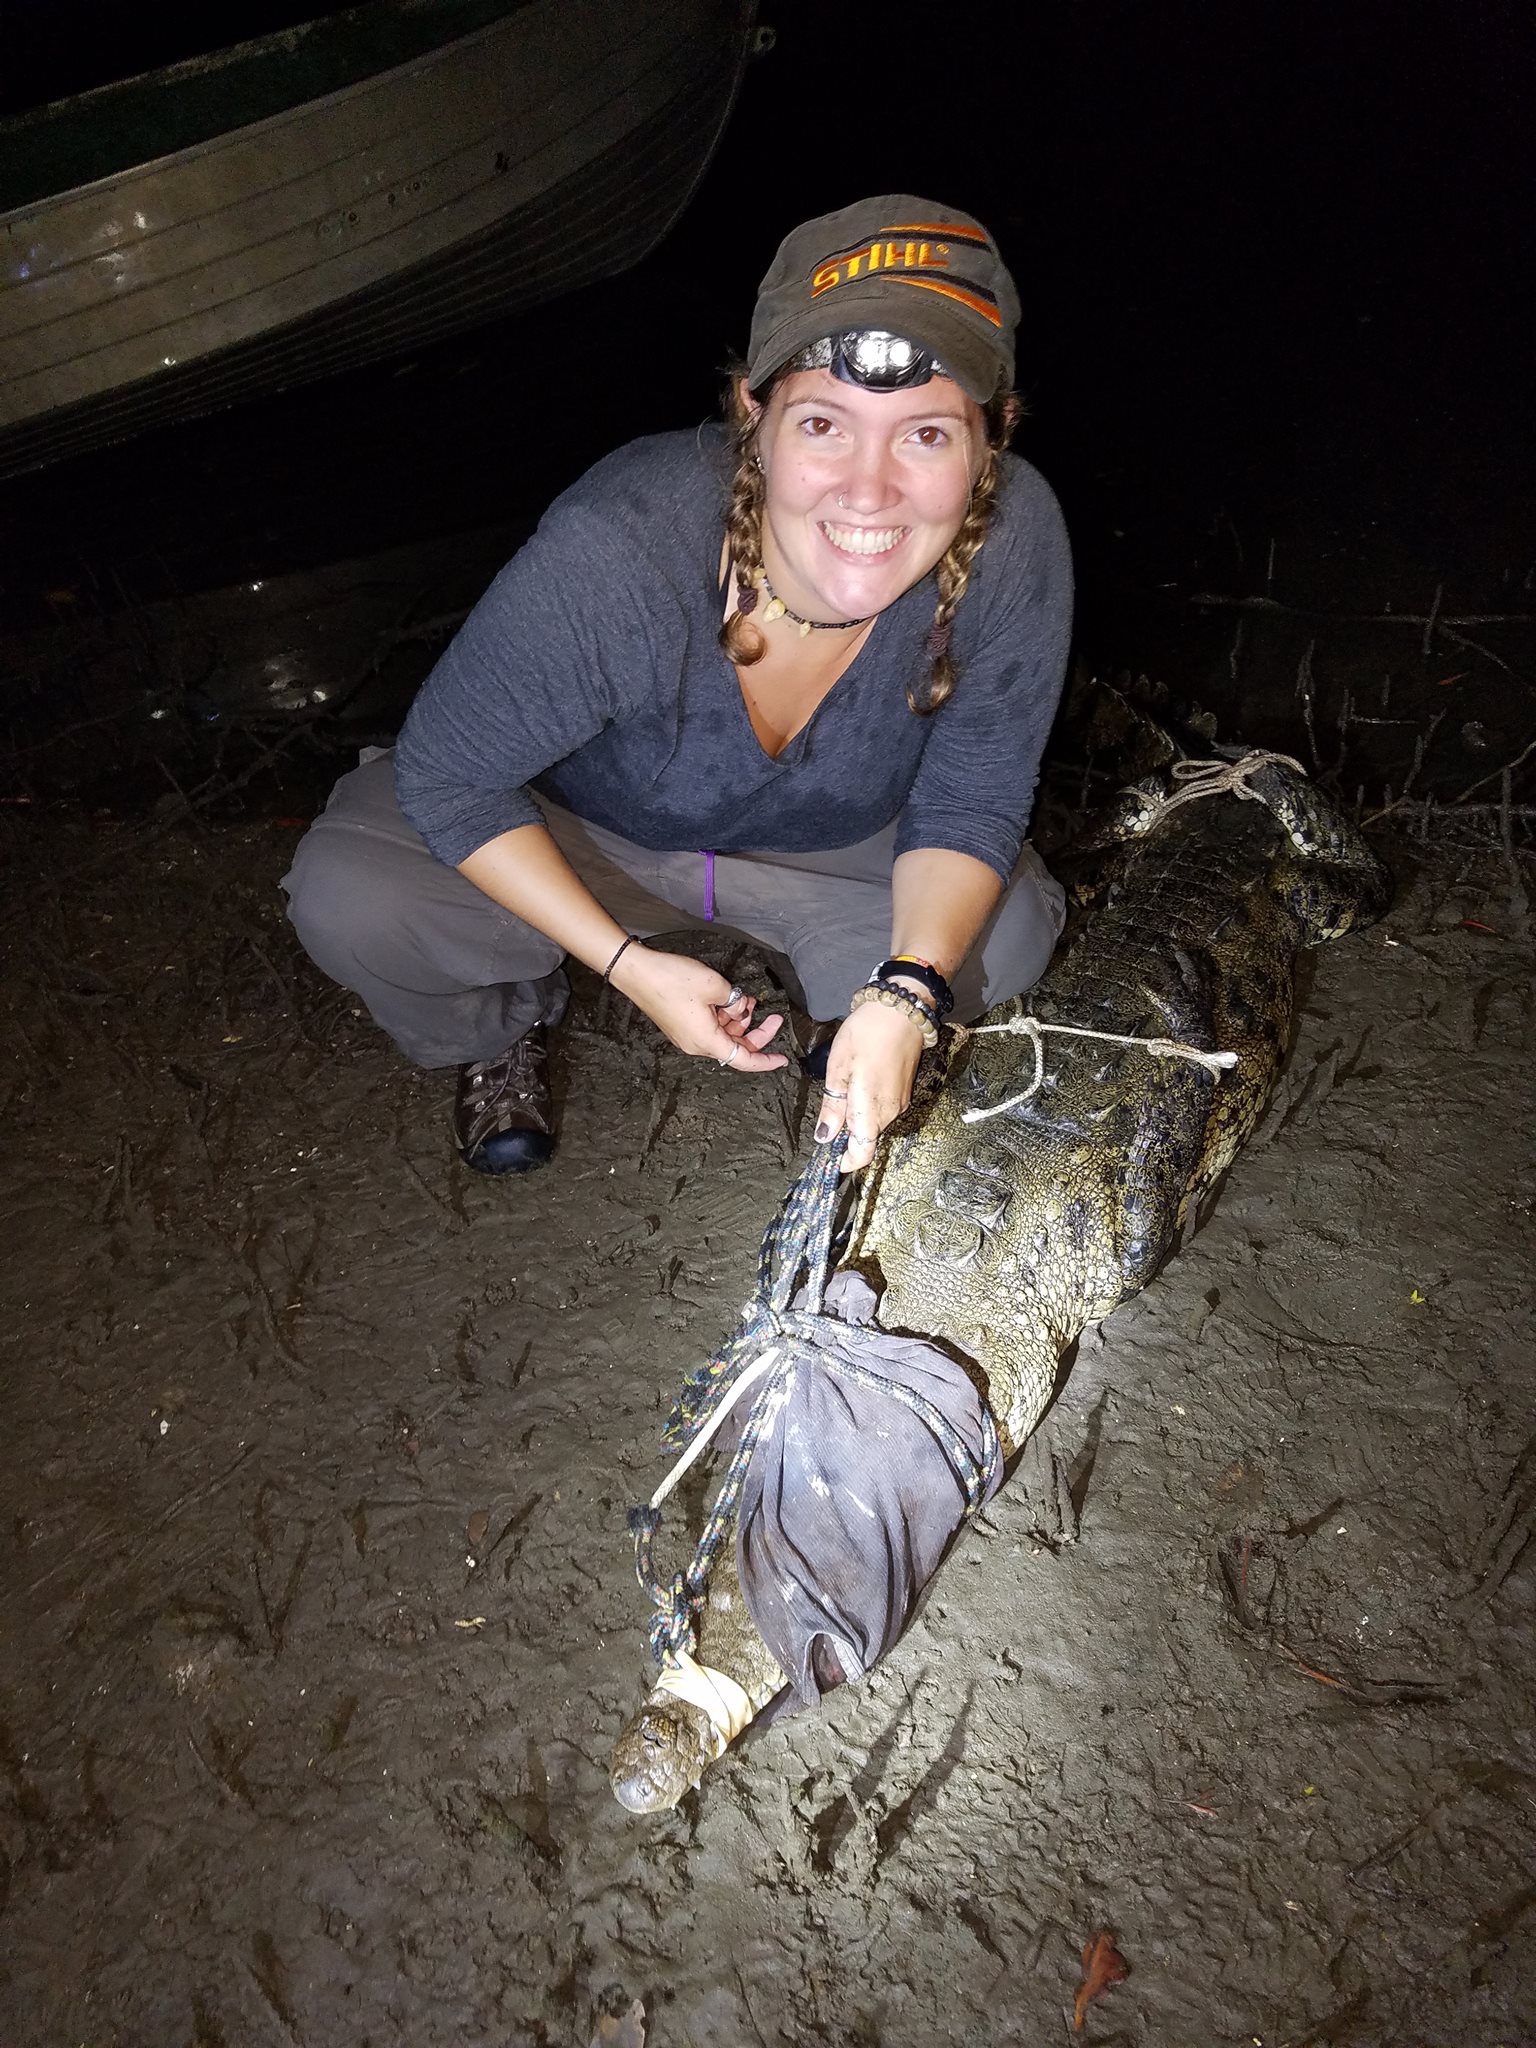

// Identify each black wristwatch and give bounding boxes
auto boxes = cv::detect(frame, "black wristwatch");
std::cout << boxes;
[872,957,955,1020]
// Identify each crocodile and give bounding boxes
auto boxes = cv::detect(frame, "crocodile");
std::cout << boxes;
[610,743,1393,1813]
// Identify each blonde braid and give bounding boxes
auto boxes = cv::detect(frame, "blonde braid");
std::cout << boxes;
[911,390,1022,716]
[718,373,774,668]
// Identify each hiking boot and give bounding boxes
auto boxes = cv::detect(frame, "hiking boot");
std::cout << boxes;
[453,1026,554,1174]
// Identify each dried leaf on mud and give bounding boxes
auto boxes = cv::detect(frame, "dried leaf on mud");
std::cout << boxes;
[466,1509,490,1547]
[1073,1930,1129,2030]
[590,1998,646,2047]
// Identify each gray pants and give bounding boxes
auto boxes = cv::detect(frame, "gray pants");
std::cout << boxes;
[280,751,1066,1070]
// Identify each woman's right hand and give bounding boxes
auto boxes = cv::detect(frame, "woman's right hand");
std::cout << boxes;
[609,945,788,1071]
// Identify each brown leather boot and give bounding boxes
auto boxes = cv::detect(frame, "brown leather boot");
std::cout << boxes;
[453,1026,554,1174]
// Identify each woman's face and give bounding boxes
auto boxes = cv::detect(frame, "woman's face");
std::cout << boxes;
[747,369,988,625]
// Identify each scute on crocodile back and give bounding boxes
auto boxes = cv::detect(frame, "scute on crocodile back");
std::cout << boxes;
[848,749,1391,1451]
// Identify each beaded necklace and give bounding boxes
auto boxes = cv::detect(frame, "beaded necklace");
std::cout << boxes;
[739,567,874,638]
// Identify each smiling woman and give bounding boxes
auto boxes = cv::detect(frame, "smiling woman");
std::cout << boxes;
[746,378,983,629]
[725,366,1022,716]
[280,194,1073,1179]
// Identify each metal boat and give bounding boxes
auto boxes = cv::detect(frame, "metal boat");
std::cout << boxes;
[0,0,758,477]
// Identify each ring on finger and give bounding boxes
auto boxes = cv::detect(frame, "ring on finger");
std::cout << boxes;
[718,985,746,1009]
[718,1043,742,1068]
[820,1086,848,1100]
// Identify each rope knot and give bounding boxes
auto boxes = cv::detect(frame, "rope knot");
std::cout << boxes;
[958,1012,1240,1125]
[647,1570,698,1664]
[1139,747,1306,826]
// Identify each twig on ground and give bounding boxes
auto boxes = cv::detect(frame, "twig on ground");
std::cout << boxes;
[156,757,210,835]
[1448,1431,1536,1617]
[1438,623,1532,689]
[1362,707,1450,822]
[391,1121,469,1233]
[1217,1534,1458,1705]
[1369,797,1536,864]
[1422,580,1443,656]
[249,1270,308,1377]
[1276,1645,1344,1689]
[1498,768,1531,916]
[1451,727,1536,806]
[1295,638,1321,770]
[1190,591,1536,703]
[1372,800,1536,825]
[637,1048,681,1169]
[1191,592,1535,630]
[2,702,147,760]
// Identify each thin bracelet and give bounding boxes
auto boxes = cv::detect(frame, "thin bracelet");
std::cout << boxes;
[603,933,639,983]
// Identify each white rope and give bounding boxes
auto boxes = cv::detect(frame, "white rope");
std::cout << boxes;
[1129,747,1305,828]
[957,1016,1239,1125]
[647,1344,782,1511]
[653,1649,755,1757]
[951,750,1288,1124]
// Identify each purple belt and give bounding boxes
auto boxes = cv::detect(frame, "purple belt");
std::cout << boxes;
[700,848,716,922]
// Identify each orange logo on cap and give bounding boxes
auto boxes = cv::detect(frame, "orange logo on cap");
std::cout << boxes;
[808,223,1000,326]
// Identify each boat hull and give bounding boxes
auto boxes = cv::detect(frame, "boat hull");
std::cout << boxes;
[0,0,754,476]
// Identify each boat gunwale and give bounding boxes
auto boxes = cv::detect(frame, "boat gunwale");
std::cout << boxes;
[0,0,704,232]
[3,11,701,349]
[0,0,758,475]
[0,90,723,473]
[0,0,539,208]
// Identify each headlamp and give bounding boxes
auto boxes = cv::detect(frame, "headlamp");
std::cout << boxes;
[785,329,951,391]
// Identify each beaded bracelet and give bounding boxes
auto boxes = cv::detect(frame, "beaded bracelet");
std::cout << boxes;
[874,955,955,1020]
[603,933,639,983]
[849,980,941,1049]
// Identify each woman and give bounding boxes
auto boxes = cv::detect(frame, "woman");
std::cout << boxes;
[282,195,1072,1175]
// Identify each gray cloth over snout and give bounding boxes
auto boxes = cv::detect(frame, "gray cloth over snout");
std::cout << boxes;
[732,1272,1003,1711]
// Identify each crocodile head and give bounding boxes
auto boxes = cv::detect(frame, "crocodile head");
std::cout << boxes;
[609,1695,716,1813]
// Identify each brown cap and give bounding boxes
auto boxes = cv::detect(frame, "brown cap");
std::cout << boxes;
[746,195,1019,405]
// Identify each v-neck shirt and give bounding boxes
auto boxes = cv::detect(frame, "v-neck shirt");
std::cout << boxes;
[394,426,1072,882]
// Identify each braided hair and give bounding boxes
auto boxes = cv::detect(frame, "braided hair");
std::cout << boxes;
[718,370,1023,713]
[719,381,771,668]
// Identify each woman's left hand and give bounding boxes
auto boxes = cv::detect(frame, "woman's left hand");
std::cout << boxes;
[813,1000,928,1175]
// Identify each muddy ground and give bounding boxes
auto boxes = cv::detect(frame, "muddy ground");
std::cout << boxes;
[1,792,1533,2048]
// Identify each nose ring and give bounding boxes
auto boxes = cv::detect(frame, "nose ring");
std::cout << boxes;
[837,493,848,509]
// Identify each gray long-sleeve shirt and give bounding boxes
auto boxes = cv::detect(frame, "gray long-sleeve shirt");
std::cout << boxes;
[394,426,1071,882]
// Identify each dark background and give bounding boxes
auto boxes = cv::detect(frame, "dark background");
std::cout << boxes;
[2,0,1533,798]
